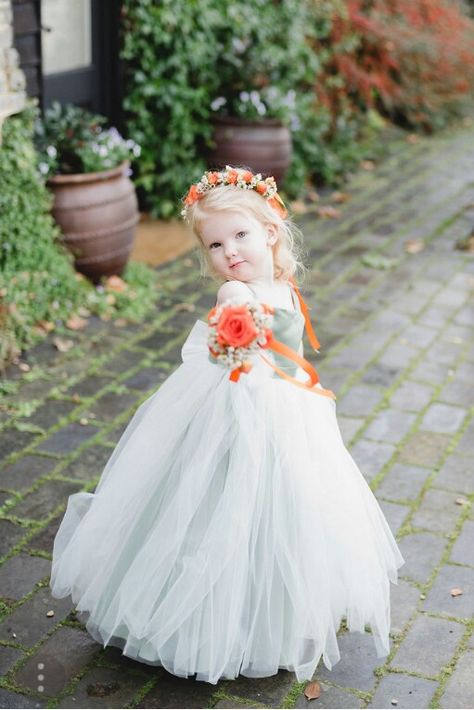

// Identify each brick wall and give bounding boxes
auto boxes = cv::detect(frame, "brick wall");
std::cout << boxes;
[0,0,26,136]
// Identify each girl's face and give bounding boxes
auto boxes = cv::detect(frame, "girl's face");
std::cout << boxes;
[199,210,277,283]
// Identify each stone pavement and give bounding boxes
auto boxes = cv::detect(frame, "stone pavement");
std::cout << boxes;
[0,123,473,709]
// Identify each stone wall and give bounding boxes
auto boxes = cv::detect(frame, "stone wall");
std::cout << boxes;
[0,0,26,136]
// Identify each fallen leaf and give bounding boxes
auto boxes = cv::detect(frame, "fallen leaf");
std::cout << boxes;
[419,593,426,600]
[391,699,399,706]
[307,189,320,203]
[330,191,352,203]
[46,610,54,618]
[450,587,463,597]
[455,234,474,252]
[105,294,116,306]
[304,681,321,700]
[174,302,196,313]
[455,497,468,506]
[79,417,89,426]
[53,337,74,353]
[72,393,82,403]
[317,206,341,219]
[36,319,55,333]
[289,199,308,215]
[113,318,128,327]
[66,315,88,330]
[18,362,30,372]
[105,275,127,292]
[404,239,425,254]
[77,306,91,317]
[406,134,419,144]
[361,159,375,170]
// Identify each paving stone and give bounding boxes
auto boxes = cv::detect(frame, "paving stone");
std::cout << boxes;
[9,480,81,521]
[222,669,295,707]
[368,673,437,709]
[316,630,383,691]
[398,431,450,468]
[0,554,51,601]
[440,650,474,709]
[337,416,363,444]
[418,305,454,329]
[103,421,129,446]
[410,358,449,385]
[401,324,437,349]
[379,501,409,535]
[328,346,372,371]
[390,580,419,636]
[0,455,56,492]
[0,428,38,460]
[450,520,474,567]
[377,343,417,370]
[60,444,112,482]
[420,403,467,434]
[349,439,396,481]
[27,515,62,554]
[390,615,464,677]
[0,644,24,675]
[27,399,78,431]
[122,366,168,391]
[376,463,430,502]
[88,391,139,423]
[35,423,98,455]
[214,700,254,709]
[295,682,363,708]
[14,626,100,697]
[66,375,114,399]
[139,667,220,708]
[370,311,412,334]
[411,488,464,533]
[362,363,401,388]
[423,563,474,618]
[439,377,474,407]
[136,329,182,353]
[364,409,416,444]
[425,339,464,367]
[455,419,474,456]
[0,588,74,647]
[59,665,141,708]
[398,532,446,583]
[0,518,27,557]
[338,385,384,417]
[434,454,473,494]
[390,381,434,412]
[0,689,44,708]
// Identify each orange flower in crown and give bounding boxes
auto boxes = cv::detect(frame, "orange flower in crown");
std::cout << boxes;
[181,165,288,219]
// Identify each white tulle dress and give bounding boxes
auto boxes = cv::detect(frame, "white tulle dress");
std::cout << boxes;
[50,282,404,685]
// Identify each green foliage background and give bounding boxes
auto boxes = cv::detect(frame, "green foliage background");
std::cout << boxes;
[121,0,368,217]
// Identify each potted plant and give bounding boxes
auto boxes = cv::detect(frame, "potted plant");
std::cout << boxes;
[35,102,141,283]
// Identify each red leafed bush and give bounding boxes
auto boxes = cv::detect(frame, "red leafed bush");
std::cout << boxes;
[316,0,474,131]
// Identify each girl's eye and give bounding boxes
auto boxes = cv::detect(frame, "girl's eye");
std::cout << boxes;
[236,231,247,238]
[209,242,221,250]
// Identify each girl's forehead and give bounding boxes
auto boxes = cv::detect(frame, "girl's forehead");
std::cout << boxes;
[199,210,258,239]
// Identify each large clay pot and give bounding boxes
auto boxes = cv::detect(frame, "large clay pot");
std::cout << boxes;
[209,116,292,183]
[48,161,139,283]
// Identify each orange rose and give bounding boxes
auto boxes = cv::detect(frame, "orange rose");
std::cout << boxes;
[207,171,219,184]
[226,170,239,184]
[216,305,258,348]
[256,181,267,195]
[242,171,254,182]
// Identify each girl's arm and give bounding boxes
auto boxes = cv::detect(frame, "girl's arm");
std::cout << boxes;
[216,281,254,304]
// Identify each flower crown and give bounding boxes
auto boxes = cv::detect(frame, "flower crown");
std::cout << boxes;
[181,165,288,219]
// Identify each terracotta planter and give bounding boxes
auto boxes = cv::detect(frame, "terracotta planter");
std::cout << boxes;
[48,161,139,283]
[208,116,292,183]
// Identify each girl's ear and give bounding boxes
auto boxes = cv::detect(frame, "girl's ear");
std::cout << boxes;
[266,224,278,246]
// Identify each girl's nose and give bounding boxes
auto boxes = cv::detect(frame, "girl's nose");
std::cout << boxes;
[224,241,238,258]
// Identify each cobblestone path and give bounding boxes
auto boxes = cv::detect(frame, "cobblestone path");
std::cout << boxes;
[0,124,473,709]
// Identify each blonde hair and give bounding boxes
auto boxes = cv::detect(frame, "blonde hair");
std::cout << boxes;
[184,183,306,283]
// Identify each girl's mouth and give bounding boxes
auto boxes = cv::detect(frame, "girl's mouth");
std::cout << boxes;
[230,260,245,269]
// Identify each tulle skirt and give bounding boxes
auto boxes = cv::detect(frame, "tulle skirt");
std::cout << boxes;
[50,320,404,684]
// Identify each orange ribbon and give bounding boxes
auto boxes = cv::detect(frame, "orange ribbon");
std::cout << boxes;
[288,277,321,351]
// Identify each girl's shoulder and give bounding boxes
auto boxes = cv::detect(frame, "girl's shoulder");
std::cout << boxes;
[216,280,254,304]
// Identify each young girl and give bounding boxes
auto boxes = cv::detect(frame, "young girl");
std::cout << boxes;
[50,166,404,686]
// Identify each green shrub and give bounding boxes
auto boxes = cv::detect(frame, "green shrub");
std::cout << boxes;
[0,105,158,367]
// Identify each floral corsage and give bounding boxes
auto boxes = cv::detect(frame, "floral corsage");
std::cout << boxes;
[207,300,274,381]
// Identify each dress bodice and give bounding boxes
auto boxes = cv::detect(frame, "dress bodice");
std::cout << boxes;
[271,307,305,376]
